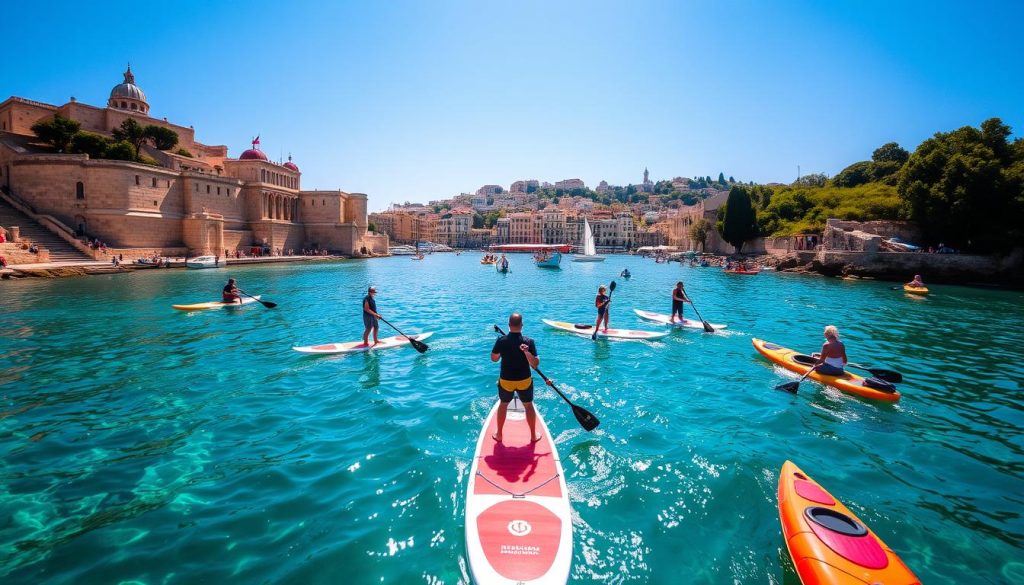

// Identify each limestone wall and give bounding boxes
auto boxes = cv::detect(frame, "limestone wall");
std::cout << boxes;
[824,219,920,242]
[300,190,345,223]
[0,99,57,135]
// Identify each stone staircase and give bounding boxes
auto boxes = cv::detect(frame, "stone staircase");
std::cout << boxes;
[0,198,94,262]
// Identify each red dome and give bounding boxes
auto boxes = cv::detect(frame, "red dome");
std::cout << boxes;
[239,149,268,161]
[283,161,299,171]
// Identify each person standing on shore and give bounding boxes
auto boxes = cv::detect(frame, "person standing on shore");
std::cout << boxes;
[490,312,541,443]
[670,281,691,323]
[222,278,240,304]
[362,286,381,346]
[592,284,610,340]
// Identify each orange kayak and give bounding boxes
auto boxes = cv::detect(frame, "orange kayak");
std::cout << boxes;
[752,338,901,402]
[778,461,920,584]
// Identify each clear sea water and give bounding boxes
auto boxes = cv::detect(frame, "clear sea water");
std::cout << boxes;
[1,254,1022,584]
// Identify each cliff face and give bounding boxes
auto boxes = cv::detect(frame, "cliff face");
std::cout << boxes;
[775,249,1024,287]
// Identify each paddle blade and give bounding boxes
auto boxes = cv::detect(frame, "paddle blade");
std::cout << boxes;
[409,337,429,353]
[572,404,600,431]
[702,320,714,333]
[870,369,902,383]
[260,301,278,308]
[609,280,617,294]
[776,381,799,394]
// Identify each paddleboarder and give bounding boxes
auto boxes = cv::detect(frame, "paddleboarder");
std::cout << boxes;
[670,281,691,323]
[222,278,240,304]
[489,312,541,443]
[811,325,847,376]
[362,286,381,346]
[592,284,610,340]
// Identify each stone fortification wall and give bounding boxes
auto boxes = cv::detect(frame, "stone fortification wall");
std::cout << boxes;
[300,190,345,223]
[825,219,920,242]
[1,99,56,135]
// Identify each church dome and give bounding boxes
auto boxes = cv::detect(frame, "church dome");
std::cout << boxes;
[240,149,269,161]
[283,155,299,171]
[110,81,146,101]
[108,65,149,114]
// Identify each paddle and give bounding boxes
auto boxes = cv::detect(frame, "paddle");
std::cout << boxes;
[681,286,714,333]
[237,289,277,309]
[494,325,600,431]
[845,362,903,383]
[776,366,813,394]
[378,315,429,353]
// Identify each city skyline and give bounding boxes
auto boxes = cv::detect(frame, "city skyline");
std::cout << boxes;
[6,1,1023,212]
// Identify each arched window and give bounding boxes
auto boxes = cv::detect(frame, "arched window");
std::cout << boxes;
[130,103,137,110]
[76,181,84,200]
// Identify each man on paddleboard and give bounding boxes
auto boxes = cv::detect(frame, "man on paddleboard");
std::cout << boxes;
[362,286,381,346]
[670,281,691,323]
[222,278,240,304]
[490,313,541,443]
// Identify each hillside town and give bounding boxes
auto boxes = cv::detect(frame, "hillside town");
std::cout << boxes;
[369,170,746,252]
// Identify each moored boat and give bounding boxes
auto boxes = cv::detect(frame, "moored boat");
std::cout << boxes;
[572,218,605,262]
[535,251,562,268]
[185,255,224,269]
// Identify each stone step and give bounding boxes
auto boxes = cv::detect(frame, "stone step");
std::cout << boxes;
[0,199,93,261]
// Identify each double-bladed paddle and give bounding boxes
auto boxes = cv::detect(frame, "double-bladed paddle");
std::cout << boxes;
[494,324,599,431]
[681,286,714,333]
[237,289,277,309]
[776,367,813,394]
[378,315,429,353]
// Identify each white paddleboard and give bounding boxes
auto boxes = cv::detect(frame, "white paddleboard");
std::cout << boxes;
[465,399,573,584]
[542,319,668,340]
[633,309,727,330]
[292,332,433,354]
[172,295,261,311]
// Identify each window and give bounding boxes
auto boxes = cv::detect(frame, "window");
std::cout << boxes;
[152,177,157,187]
[195,184,198,192]
[76,182,84,200]
[135,175,140,185]
[217,187,221,195]
[206,185,210,194]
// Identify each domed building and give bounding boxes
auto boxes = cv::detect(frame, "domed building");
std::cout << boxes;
[0,67,387,258]
[107,65,149,115]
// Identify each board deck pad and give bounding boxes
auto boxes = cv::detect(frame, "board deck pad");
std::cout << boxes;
[542,319,668,340]
[292,332,432,354]
[465,400,572,583]
[633,309,727,330]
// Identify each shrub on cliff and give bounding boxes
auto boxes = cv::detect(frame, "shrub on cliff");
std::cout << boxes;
[757,183,903,236]
[105,141,137,162]
[68,132,110,159]
[30,114,81,153]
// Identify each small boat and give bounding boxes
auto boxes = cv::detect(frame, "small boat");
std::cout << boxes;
[480,256,497,265]
[172,295,261,311]
[903,285,929,295]
[411,254,425,261]
[293,332,433,354]
[542,319,668,340]
[495,258,511,273]
[535,251,562,268]
[465,397,573,584]
[778,460,921,585]
[572,218,605,262]
[389,245,417,256]
[633,309,727,331]
[752,338,901,402]
[185,255,224,269]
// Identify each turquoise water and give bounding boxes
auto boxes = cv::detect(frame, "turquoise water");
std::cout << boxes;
[1,255,1023,584]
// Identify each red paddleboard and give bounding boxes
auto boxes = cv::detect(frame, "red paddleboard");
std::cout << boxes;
[465,398,573,584]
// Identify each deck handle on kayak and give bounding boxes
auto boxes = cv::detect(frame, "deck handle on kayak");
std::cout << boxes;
[494,325,599,431]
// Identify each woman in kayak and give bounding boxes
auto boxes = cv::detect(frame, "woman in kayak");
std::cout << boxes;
[670,281,691,323]
[812,325,848,376]
[907,274,925,287]
[222,278,240,304]
[592,285,610,340]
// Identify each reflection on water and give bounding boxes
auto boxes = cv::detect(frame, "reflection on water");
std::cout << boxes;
[0,257,1022,583]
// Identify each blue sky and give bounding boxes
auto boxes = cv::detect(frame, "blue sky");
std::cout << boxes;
[5,1,1023,210]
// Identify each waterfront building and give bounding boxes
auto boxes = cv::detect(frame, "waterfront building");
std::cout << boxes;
[436,211,472,247]
[509,179,539,193]
[667,191,730,251]
[495,217,510,243]
[0,67,385,256]
[554,178,586,191]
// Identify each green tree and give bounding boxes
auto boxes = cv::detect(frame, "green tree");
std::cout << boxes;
[144,125,179,150]
[872,142,910,164]
[68,131,110,159]
[832,161,874,188]
[898,117,1023,252]
[368,222,377,233]
[688,218,711,251]
[472,213,484,229]
[718,172,726,184]
[719,185,759,253]
[105,140,137,162]
[793,173,828,188]
[112,119,148,156]
[31,114,81,153]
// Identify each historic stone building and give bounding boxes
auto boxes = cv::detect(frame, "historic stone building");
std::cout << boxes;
[0,67,386,256]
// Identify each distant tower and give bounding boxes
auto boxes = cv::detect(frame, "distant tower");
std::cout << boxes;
[108,64,149,115]
[643,167,649,184]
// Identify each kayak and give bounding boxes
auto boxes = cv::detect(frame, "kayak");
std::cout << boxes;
[751,338,901,402]
[724,269,759,275]
[496,260,511,273]
[903,285,929,295]
[172,295,261,311]
[542,319,669,340]
[292,332,433,354]
[633,309,728,331]
[778,460,921,585]
[465,398,573,584]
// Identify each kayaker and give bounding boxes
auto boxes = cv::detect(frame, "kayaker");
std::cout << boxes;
[222,278,240,304]
[907,274,925,287]
[811,325,847,376]
[361,286,381,346]
[670,281,691,323]
[620,268,631,278]
[490,312,541,443]
[592,284,611,340]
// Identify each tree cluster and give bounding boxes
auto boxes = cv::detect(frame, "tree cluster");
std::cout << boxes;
[31,115,179,165]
